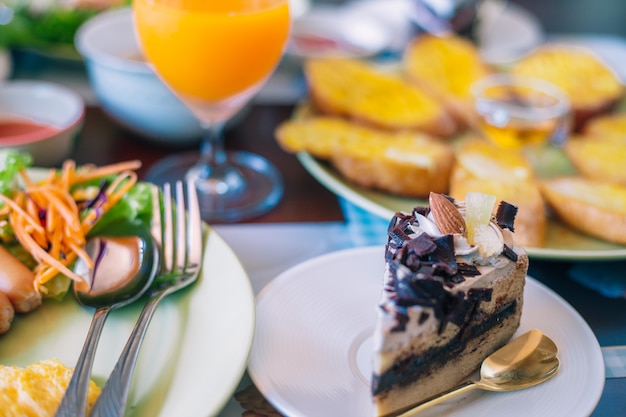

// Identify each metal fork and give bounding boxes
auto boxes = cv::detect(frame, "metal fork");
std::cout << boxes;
[90,180,203,417]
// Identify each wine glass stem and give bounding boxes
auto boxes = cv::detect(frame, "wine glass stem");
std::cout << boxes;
[199,121,227,167]
[189,121,246,196]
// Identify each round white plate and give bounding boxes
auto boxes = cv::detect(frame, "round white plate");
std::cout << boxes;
[297,152,626,261]
[0,228,255,417]
[249,246,605,417]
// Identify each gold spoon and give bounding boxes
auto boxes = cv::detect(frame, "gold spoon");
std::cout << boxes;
[390,329,560,417]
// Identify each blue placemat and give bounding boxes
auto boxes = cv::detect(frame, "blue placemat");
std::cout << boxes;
[569,262,626,299]
[602,346,626,378]
[339,198,389,247]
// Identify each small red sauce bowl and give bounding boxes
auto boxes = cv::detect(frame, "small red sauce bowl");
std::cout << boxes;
[0,81,84,166]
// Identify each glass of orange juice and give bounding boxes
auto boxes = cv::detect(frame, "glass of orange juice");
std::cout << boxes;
[471,73,571,150]
[133,0,291,222]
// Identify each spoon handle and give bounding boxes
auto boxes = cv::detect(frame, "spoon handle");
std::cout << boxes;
[391,380,477,417]
[55,308,110,417]
[90,292,166,417]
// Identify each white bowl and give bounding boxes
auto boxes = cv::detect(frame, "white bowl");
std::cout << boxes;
[75,7,203,147]
[0,80,84,166]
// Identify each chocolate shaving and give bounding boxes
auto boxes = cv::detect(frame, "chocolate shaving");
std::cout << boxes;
[413,206,430,218]
[445,288,493,331]
[496,201,518,231]
[442,291,470,331]
[418,311,430,325]
[428,235,457,276]
[391,309,409,332]
[406,233,437,257]
[388,224,411,247]
[447,272,466,286]
[388,263,494,334]
[502,244,518,262]
[457,262,481,277]
[468,288,493,303]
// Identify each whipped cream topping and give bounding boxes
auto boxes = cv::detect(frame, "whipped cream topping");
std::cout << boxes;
[406,201,516,267]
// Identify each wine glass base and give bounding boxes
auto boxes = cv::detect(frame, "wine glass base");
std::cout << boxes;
[144,151,283,223]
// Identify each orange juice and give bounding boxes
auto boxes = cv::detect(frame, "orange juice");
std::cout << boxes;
[133,0,290,102]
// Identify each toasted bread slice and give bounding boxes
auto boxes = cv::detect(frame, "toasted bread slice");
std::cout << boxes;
[275,117,455,197]
[583,112,626,142]
[564,134,626,185]
[449,139,546,247]
[540,177,626,245]
[303,58,456,137]
[510,44,625,131]
[403,34,492,128]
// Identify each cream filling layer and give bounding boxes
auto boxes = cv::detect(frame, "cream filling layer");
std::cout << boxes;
[372,248,521,374]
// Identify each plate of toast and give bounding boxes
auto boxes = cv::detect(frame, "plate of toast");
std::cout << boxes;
[297,150,626,261]
[275,34,626,260]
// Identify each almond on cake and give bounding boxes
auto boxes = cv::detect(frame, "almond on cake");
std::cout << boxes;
[303,58,457,137]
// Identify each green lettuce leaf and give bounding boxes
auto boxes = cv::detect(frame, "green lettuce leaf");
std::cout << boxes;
[87,181,154,237]
[0,149,32,198]
[0,1,130,50]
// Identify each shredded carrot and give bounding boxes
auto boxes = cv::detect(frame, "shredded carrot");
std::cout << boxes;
[1,160,142,293]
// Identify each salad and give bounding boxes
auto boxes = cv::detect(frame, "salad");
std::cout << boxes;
[0,150,153,334]
[0,0,127,54]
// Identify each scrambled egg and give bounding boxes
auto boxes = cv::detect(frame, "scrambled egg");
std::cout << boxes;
[0,359,101,417]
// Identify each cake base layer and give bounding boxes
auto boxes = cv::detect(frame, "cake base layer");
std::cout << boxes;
[373,301,520,416]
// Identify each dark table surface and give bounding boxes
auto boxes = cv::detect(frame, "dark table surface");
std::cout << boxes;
[70,105,344,224]
[68,104,626,416]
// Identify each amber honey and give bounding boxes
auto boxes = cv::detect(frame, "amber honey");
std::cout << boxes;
[472,74,570,149]
[477,116,558,149]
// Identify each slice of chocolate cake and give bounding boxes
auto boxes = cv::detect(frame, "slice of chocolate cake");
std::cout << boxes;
[372,192,528,416]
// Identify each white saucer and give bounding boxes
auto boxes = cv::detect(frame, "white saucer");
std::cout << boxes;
[249,246,605,417]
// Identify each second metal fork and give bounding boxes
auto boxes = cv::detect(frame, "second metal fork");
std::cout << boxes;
[90,180,203,417]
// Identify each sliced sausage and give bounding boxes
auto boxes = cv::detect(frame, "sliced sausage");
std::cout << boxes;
[0,245,42,313]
